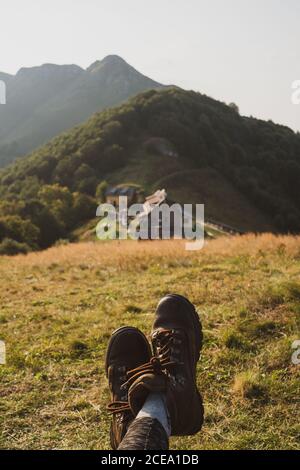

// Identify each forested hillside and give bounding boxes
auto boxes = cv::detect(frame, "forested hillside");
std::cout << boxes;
[0,88,300,253]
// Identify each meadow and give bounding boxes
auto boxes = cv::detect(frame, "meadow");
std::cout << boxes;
[0,234,299,449]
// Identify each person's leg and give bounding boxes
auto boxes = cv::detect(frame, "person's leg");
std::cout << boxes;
[136,392,171,436]
[118,417,169,450]
[118,392,170,450]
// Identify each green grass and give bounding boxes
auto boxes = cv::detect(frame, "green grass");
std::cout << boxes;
[0,234,299,449]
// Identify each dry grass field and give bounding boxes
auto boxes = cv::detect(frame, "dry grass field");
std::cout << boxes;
[0,234,299,449]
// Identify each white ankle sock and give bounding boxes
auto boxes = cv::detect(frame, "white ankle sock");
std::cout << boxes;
[136,392,171,437]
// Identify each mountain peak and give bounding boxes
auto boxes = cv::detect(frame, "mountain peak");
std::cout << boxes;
[0,55,164,167]
[101,54,126,65]
[87,55,128,73]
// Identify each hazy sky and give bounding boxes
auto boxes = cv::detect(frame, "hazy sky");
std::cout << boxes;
[1,0,299,131]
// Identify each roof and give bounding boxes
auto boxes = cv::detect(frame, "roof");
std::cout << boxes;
[106,186,136,197]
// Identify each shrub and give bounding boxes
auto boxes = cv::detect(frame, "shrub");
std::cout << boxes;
[0,215,40,247]
[0,238,30,255]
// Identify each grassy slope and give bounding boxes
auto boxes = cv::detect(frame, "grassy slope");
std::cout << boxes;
[106,151,275,232]
[0,235,299,450]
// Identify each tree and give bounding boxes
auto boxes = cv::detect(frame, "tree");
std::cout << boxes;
[95,181,108,203]
[0,215,40,247]
[38,184,73,229]
[21,199,65,248]
[72,193,97,223]
[228,102,239,114]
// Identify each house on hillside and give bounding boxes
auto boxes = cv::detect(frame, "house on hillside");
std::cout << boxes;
[102,186,205,240]
[136,189,182,239]
[105,185,144,206]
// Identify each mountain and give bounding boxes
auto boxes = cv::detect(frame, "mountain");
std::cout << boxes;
[0,55,164,167]
[0,87,300,254]
[0,71,12,82]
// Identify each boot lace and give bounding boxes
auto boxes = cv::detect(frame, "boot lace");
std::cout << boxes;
[121,329,184,391]
[107,365,132,415]
[107,329,184,415]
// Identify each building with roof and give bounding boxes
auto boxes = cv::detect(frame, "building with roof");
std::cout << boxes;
[105,185,144,206]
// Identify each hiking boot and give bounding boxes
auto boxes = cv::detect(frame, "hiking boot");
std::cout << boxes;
[105,326,151,449]
[126,294,204,436]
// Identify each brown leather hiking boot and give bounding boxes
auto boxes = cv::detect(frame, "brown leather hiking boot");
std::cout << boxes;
[126,294,204,436]
[105,326,151,449]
